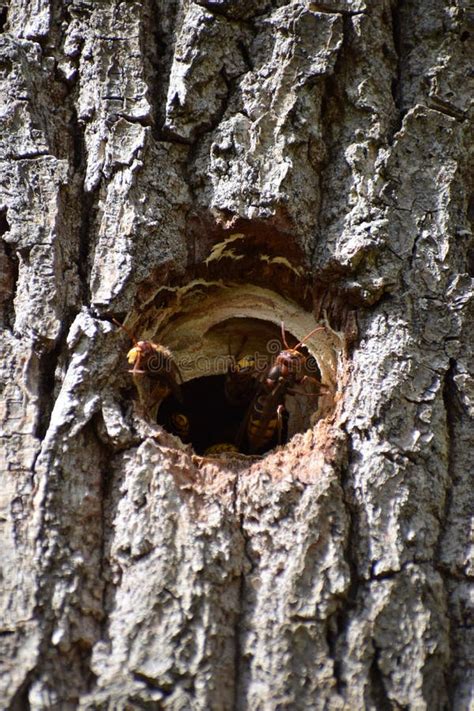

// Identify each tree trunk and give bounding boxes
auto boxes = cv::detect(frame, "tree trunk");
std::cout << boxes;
[0,1,472,709]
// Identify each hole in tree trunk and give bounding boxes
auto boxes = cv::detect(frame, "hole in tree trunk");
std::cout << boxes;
[155,318,324,455]
[121,276,345,458]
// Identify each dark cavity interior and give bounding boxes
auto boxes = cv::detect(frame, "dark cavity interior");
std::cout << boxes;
[156,319,323,456]
[157,374,285,456]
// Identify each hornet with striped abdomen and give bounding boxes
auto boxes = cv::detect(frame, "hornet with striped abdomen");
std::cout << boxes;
[239,322,326,454]
[113,318,183,419]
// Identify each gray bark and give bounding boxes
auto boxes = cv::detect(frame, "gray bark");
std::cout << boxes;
[0,1,472,709]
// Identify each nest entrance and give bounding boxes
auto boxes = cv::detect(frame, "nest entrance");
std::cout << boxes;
[124,282,341,457]
[156,317,325,455]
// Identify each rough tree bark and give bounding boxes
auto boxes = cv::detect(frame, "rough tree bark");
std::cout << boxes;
[0,1,472,709]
